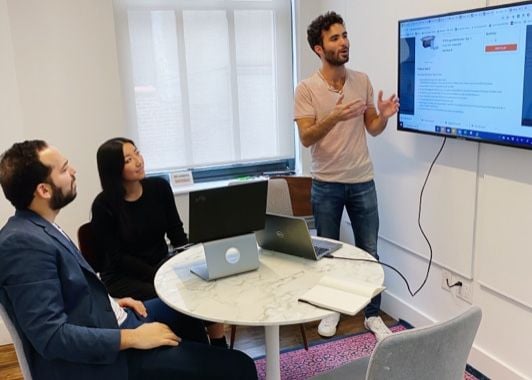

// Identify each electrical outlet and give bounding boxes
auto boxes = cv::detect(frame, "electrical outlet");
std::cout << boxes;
[457,281,473,304]
[441,270,452,291]
[442,269,474,303]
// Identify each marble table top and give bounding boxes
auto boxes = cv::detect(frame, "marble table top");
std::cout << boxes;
[155,239,384,326]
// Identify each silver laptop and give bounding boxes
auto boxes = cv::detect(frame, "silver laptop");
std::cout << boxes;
[190,233,260,281]
[255,213,342,260]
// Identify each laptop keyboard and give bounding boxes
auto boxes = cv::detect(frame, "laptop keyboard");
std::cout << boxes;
[313,245,329,257]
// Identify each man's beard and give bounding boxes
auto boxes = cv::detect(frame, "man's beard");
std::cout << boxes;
[324,48,349,66]
[49,181,77,210]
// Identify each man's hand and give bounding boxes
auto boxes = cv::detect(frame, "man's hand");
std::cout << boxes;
[364,91,399,136]
[376,91,399,119]
[332,94,367,123]
[120,322,181,350]
[117,297,147,318]
[296,95,367,147]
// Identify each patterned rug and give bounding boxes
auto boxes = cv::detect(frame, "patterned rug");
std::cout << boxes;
[254,322,484,379]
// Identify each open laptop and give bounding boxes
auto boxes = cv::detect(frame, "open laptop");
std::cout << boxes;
[188,181,267,281]
[255,213,342,260]
[190,233,260,281]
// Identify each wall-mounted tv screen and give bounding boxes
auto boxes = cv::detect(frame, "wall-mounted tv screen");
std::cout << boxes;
[398,1,532,149]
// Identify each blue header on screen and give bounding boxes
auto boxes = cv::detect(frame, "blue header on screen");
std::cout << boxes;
[188,180,268,243]
[398,1,532,150]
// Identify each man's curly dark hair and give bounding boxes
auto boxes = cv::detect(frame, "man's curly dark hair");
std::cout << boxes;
[307,11,344,56]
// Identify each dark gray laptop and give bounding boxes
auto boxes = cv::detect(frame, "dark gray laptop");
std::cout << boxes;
[255,213,342,260]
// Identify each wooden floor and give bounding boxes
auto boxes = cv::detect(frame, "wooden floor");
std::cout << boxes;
[0,312,395,379]
[0,343,22,380]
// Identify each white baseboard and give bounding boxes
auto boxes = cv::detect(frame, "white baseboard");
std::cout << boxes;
[381,292,527,380]
[381,291,435,327]
[469,346,530,380]
[0,320,12,345]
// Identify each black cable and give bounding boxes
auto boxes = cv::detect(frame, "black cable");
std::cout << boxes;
[414,137,447,295]
[324,137,448,297]
[446,278,462,288]
[324,256,418,296]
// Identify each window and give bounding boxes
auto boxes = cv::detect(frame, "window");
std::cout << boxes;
[113,0,295,181]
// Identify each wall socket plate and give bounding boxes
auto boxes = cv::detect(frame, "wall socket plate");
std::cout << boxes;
[441,270,452,291]
[456,279,473,304]
[441,270,473,303]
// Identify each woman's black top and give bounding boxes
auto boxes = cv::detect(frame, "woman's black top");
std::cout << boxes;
[91,177,187,285]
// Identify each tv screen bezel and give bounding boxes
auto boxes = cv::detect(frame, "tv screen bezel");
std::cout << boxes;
[397,0,532,151]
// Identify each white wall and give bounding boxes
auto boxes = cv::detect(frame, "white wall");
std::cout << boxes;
[0,0,23,346]
[310,0,531,379]
[1,0,126,239]
[0,0,23,221]
[1,1,531,379]
[0,0,125,344]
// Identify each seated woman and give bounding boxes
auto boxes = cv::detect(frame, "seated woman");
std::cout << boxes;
[91,137,228,347]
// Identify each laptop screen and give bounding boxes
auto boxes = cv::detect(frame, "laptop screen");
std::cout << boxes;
[189,180,268,243]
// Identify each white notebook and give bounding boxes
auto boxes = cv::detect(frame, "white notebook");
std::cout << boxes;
[298,276,385,315]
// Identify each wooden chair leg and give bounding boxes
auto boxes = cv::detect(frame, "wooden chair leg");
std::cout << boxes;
[230,325,237,349]
[299,323,309,351]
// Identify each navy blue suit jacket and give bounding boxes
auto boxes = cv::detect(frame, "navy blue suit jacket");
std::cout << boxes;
[0,210,128,380]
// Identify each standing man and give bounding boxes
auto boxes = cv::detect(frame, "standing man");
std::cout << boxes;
[0,140,257,380]
[294,11,399,340]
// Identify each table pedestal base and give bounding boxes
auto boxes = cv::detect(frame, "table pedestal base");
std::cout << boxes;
[264,325,280,380]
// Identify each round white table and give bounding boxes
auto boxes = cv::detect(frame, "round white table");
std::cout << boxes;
[155,239,384,380]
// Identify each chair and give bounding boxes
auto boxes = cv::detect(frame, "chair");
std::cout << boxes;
[312,306,482,380]
[77,222,103,273]
[0,303,33,380]
[269,176,315,230]
[266,178,294,215]
[274,176,313,217]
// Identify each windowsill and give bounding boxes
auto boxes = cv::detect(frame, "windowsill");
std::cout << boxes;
[171,176,268,195]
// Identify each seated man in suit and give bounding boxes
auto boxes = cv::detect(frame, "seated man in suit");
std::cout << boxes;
[0,140,258,380]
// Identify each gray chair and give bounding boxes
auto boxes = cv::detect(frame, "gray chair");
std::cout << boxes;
[270,176,313,215]
[267,176,315,229]
[312,306,482,380]
[267,178,295,215]
[0,302,33,380]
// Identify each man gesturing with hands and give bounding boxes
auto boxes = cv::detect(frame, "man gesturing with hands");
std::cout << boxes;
[294,11,399,340]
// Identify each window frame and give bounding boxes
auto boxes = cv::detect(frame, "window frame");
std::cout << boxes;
[112,0,296,181]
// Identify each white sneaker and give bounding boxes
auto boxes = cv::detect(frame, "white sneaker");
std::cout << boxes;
[318,312,340,337]
[364,316,392,341]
